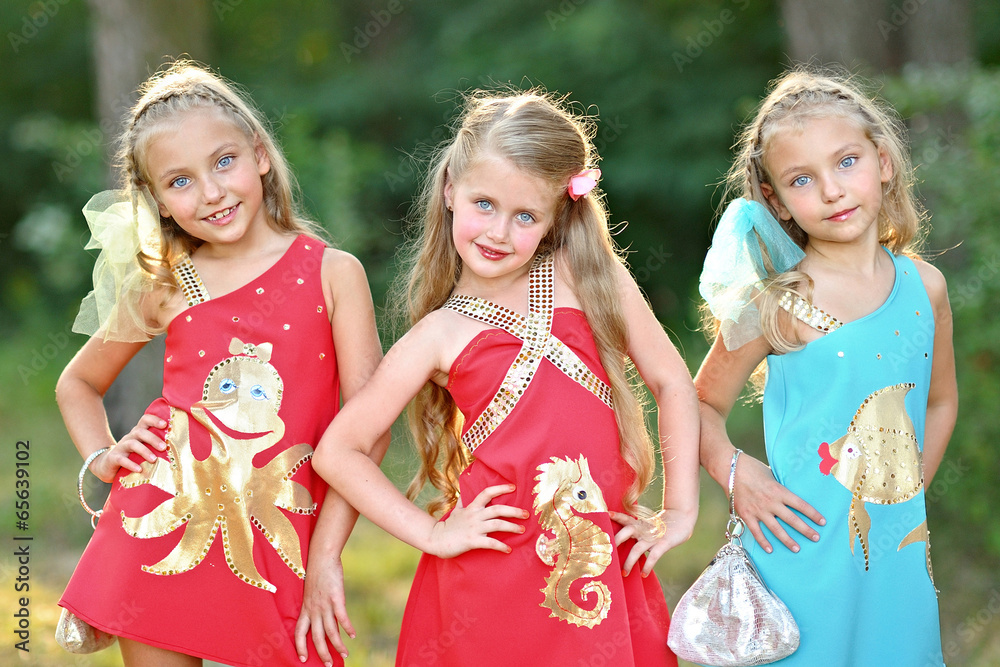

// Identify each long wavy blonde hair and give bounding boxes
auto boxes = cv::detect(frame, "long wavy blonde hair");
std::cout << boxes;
[397,90,654,516]
[710,66,926,388]
[116,60,325,334]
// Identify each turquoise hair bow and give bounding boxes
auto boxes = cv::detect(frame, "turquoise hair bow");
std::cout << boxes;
[699,198,805,350]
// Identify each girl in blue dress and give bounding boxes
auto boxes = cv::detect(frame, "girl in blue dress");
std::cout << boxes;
[695,68,958,666]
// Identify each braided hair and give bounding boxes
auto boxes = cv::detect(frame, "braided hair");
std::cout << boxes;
[708,66,925,391]
[117,60,323,291]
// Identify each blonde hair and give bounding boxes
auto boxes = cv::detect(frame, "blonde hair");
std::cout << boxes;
[398,90,654,516]
[116,60,324,321]
[711,66,925,387]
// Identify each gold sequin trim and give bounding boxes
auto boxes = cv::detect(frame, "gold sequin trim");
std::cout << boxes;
[171,256,210,307]
[778,291,843,333]
[443,255,613,454]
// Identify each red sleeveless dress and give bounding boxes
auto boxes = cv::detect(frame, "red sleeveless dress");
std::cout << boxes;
[60,235,343,666]
[395,255,675,666]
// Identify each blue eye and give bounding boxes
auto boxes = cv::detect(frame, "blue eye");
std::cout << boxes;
[219,378,237,394]
[515,212,535,224]
[249,384,269,401]
[171,176,191,188]
[839,156,857,169]
[792,175,811,187]
[218,155,233,169]
[476,200,493,212]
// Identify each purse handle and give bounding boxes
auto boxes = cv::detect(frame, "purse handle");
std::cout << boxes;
[726,449,746,545]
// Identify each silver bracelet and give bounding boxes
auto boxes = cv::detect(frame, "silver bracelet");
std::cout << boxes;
[78,447,110,529]
[726,449,746,541]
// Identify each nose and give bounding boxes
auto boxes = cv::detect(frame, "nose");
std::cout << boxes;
[201,175,225,204]
[819,175,845,202]
[484,217,509,243]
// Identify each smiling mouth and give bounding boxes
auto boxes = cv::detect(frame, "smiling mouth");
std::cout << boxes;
[476,244,509,260]
[205,204,238,222]
[827,207,856,222]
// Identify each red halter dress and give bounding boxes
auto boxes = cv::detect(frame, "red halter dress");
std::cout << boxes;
[60,235,343,666]
[395,255,675,666]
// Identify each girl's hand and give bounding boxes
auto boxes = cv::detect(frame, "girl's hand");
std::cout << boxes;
[90,414,168,483]
[731,453,825,553]
[611,506,698,578]
[294,555,355,666]
[426,484,528,558]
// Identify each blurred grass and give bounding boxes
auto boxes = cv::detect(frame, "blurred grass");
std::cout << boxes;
[1,331,998,666]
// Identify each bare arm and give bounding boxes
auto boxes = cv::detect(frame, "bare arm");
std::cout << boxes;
[914,259,958,485]
[296,249,388,662]
[694,333,825,553]
[311,310,526,557]
[609,262,700,576]
[55,335,168,483]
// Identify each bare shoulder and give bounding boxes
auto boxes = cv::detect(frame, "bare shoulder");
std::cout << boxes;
[146,281,184,331]
[322,247,367,283]
[911,257,950,308]
[388,308,470,384]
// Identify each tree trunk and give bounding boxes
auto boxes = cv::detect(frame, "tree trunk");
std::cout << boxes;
[86,0,210,437]
[780,0,893,71]
[901,0,972,66]
[779,0,972,72]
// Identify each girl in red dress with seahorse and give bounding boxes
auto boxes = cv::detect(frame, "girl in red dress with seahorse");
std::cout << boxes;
[313,89,700,665]
[56,60,386,667]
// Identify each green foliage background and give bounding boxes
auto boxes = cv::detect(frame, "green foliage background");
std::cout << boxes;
[1,1,998,665]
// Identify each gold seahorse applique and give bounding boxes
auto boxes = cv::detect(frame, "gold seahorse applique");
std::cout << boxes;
[818,382,933,580]
[533,455,613,628]
[119,338,316,592]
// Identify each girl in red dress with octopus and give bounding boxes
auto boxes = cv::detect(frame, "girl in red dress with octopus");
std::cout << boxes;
[313,90,701,666]
[56,61,385,666]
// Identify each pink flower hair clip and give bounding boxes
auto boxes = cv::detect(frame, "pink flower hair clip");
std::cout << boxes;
[568,168,601,201]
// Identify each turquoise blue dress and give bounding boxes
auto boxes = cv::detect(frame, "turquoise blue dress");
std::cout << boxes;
[750,249,943,666]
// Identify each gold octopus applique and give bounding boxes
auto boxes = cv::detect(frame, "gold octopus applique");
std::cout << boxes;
[533,455,613,628]
[119,338,316,592]
[818,383,932,580]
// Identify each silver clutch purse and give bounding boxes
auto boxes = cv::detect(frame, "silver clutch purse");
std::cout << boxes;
[55,608,117,654]
[667,450,799,666]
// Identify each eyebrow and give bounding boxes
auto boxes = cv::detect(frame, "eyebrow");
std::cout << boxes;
[777,142,864,180]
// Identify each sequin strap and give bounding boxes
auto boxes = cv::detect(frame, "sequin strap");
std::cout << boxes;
[171,256,210,307]
[778,291,842,333]
[443,255,613,454]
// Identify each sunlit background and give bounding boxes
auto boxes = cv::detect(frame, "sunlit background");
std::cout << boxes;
[1,1,998,665]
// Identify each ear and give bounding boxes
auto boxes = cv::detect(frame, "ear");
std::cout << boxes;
[146,186,172,219]
[254,135,271,177]
[877,143,893,184]
[443,167,454,211]
[760,182,792,221]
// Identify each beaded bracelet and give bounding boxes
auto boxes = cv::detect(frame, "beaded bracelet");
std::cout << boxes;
[77,447,110,529]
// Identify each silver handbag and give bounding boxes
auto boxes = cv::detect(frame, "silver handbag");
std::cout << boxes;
[667,450,799,666]
[55,608,116,654]
[54,449,118,654]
